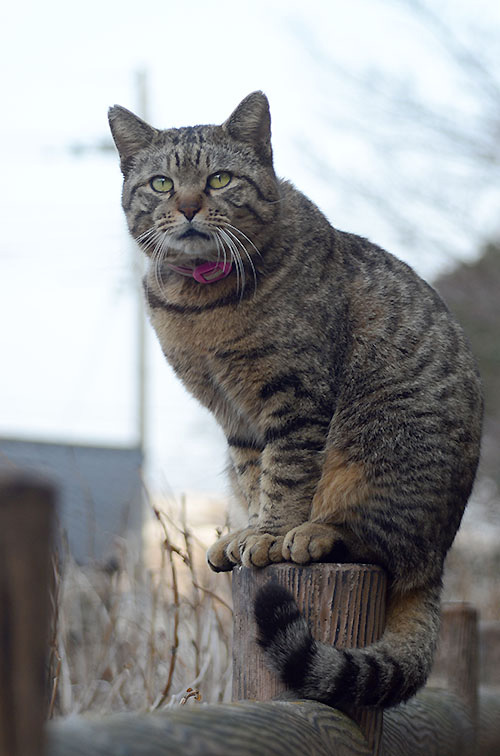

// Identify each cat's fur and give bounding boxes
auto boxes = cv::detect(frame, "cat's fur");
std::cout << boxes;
[109,92,483,708]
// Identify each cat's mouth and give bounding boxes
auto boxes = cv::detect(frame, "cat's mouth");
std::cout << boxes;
[166,223,218,260]
[179,227,211,241]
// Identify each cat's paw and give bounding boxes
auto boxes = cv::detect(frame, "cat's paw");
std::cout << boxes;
[282,522,346,564]
[240,532,285,568]
[208,528,287,571]
[206,529,249,572]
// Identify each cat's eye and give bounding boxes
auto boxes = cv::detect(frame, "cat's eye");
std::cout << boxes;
[208,172,231,190]
[150,176,174,192]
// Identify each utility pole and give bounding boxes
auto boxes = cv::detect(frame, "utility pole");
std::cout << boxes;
[134,69,149,456]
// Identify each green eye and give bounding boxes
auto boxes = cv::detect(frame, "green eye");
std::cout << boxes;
[150,176,173,192]
[208,172,231,190]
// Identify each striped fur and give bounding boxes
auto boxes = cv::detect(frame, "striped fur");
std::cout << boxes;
[109,92,483,707]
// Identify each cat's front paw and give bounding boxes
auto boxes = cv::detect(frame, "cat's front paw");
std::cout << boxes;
[239,532,285,568]
[207,528,264,572]
[282,522,346,564]
[206,529,248,572]
[207,528,289,571]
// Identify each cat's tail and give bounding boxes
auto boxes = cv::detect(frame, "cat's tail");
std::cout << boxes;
[254,582,441,708]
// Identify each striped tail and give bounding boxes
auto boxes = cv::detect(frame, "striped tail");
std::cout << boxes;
[254,582,441,708]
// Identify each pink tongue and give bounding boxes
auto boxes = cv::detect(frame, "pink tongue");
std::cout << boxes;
[192,261,232,283]
[166,260,233,284]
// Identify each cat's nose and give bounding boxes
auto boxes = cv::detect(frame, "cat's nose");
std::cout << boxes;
[177,196,202,221]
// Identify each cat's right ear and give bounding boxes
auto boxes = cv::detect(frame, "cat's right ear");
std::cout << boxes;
[223,91,272,164]
[108,106,158,173]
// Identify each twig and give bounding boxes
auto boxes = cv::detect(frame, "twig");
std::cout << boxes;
[191,582,233,613]
[153,530,181,709]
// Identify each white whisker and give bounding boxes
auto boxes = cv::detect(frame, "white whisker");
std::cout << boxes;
[220,226,258,297]
[135,225,158,244]
[220,222,262,260]
[219,228,245,298]
[149,229,170,292]
[219,229,239,293]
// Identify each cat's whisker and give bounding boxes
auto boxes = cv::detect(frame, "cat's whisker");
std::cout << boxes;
[135,225,158,243]
[210,229,224,269]
[157,235,170,291]
[220,226,258,296]
[214,228,240,294]
[220,222,262,260]
[219,228,245,299]
[135,227,162,256]
[150,230,170,292]
[220,229,241,295]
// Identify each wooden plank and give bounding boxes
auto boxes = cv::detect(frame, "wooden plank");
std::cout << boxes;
[45,688,500,756]
[382,688,475,756]
[477,686,500,756]
[46,700,371,756]
[232,563,386,754]
[0,476,55,756]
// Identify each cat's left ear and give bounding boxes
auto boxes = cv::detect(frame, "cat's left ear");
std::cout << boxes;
[223,91,272,164]
[108,105,158,173]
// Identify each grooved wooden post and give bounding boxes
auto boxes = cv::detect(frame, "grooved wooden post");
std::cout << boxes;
[428,601,478,725]
[232,563,387,754]
[479,620,500,687]
[0,476,55,756]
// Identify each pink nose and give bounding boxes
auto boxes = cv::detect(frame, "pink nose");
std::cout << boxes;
[177,197,202,221]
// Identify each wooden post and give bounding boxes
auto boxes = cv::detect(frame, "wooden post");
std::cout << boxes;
[0,476,55,756]
[478,621,500,756]
[428,601,478,725]
[232,562,387,754]
[479,620,500,687]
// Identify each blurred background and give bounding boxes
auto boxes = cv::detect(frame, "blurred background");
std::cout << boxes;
[0,0,499,610]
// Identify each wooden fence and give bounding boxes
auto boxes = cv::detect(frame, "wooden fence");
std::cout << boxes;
[1,476,499,755]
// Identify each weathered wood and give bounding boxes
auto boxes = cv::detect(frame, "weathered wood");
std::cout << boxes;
[46,700,371,756]
[0,476,55,756]
[43,687,500,756]
[476,622,500,756]
[427,601,478,723]
[382,688,475,756]
[477,686,500,756]
[232,563,387,754]
[479,620,500,686]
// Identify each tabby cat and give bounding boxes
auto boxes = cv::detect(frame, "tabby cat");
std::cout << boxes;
[108,92,482,708]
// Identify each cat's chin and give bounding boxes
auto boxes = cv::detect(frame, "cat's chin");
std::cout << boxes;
[167,234,218,261]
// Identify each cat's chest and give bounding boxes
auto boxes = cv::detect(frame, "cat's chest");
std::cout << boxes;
[148,300,237,358]
[146,298,262,397]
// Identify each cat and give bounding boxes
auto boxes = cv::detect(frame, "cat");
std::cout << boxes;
[108,91,483,708]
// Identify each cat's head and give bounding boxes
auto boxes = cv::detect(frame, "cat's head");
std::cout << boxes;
[108,92,280,270]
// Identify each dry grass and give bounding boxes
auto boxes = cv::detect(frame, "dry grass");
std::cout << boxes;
[48,496,233,717]
[46,478,500,719]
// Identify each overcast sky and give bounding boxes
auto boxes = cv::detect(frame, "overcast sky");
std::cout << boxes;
[1,0,498,495]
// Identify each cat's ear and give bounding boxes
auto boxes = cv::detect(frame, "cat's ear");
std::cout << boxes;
[223,91,272,164]
[108,105,158,172]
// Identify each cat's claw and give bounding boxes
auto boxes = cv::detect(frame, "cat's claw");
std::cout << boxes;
[283,522,344,564]
[206,528,249,572]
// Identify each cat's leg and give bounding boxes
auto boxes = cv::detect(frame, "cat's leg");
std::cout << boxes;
[282,448,376,565]
[207,443,263,571]
[236,437,325,568]
[207,379,330,570]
